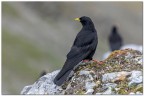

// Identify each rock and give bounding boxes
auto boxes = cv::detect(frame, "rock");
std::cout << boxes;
[102,44,142,59]
[113,71,131,82]
[102,72,118,83]
[137,57,142,65]
[129,92,135,95]
[121,44,142,53]
[21,49,143,95]
[64,68,97,94]
[128,71,142,86]
[84,89,94,95]
[135,91,142,95]
[21,85,32,94]
[102,71,131,83]
[102,87,114,95]
[95,92,102,95]
[102,83,117,90]
[85,81,96,94]
[21,70,63,95]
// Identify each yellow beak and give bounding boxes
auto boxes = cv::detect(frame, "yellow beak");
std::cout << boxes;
[74,18,80,21]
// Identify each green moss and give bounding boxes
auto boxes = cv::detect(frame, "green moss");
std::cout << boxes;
[75,90,85,95]
[135,84,143,92]
[116,80,129,94]
[118,89,128,95]
[125,84,143,94]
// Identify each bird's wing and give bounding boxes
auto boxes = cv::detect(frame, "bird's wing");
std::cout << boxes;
[67,46,84,59]
[68,33,97,58]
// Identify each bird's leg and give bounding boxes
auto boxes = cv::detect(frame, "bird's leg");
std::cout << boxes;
[92,59,103,64]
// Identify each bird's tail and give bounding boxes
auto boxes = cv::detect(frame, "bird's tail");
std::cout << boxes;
[53,56,85,86]
[54,67,73,86]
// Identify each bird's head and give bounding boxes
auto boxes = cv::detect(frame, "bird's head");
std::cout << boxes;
[112,26,118,34]
[74,16,94,26]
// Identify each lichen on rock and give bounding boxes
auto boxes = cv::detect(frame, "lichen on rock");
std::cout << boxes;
[21,49,143,95]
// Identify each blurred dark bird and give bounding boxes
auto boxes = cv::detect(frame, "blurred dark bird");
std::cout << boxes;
[36,71,47,81]
[39,71,47,78]
[54,16,98,86]
[108,26,123,51]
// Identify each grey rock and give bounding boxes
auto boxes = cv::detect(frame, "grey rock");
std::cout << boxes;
[21,70,63,95]
[102,83,117,90]
[103,44,142,59]
[133,56,143,65]
[79,70,90,75]
[85,81,96,91]
[82,70,97,93]
[128,71,142,86]
[102,87,115,95]
[102,71,131,83]
[136,91,142,95]
[85,89,94,95]
[102,72,118,83]
[95,92,102,95]
[129,92,135,95]
[20,85,32,94]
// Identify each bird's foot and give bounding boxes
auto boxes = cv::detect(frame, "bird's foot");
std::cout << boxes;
[92,59,103,64]
[82,59,90,63]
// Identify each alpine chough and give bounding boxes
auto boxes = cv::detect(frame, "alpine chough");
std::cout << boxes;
[54,16,98,86]
[108,26,123,51]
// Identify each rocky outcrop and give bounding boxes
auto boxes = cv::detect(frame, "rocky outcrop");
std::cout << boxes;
[21,49,143,95]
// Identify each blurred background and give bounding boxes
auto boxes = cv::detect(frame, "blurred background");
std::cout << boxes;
[2,2,142,94]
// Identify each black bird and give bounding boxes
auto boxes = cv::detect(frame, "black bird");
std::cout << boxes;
[54,16,98,86]
[108,26,123,51]
[39,71,47,77]
[36,71,47,81]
